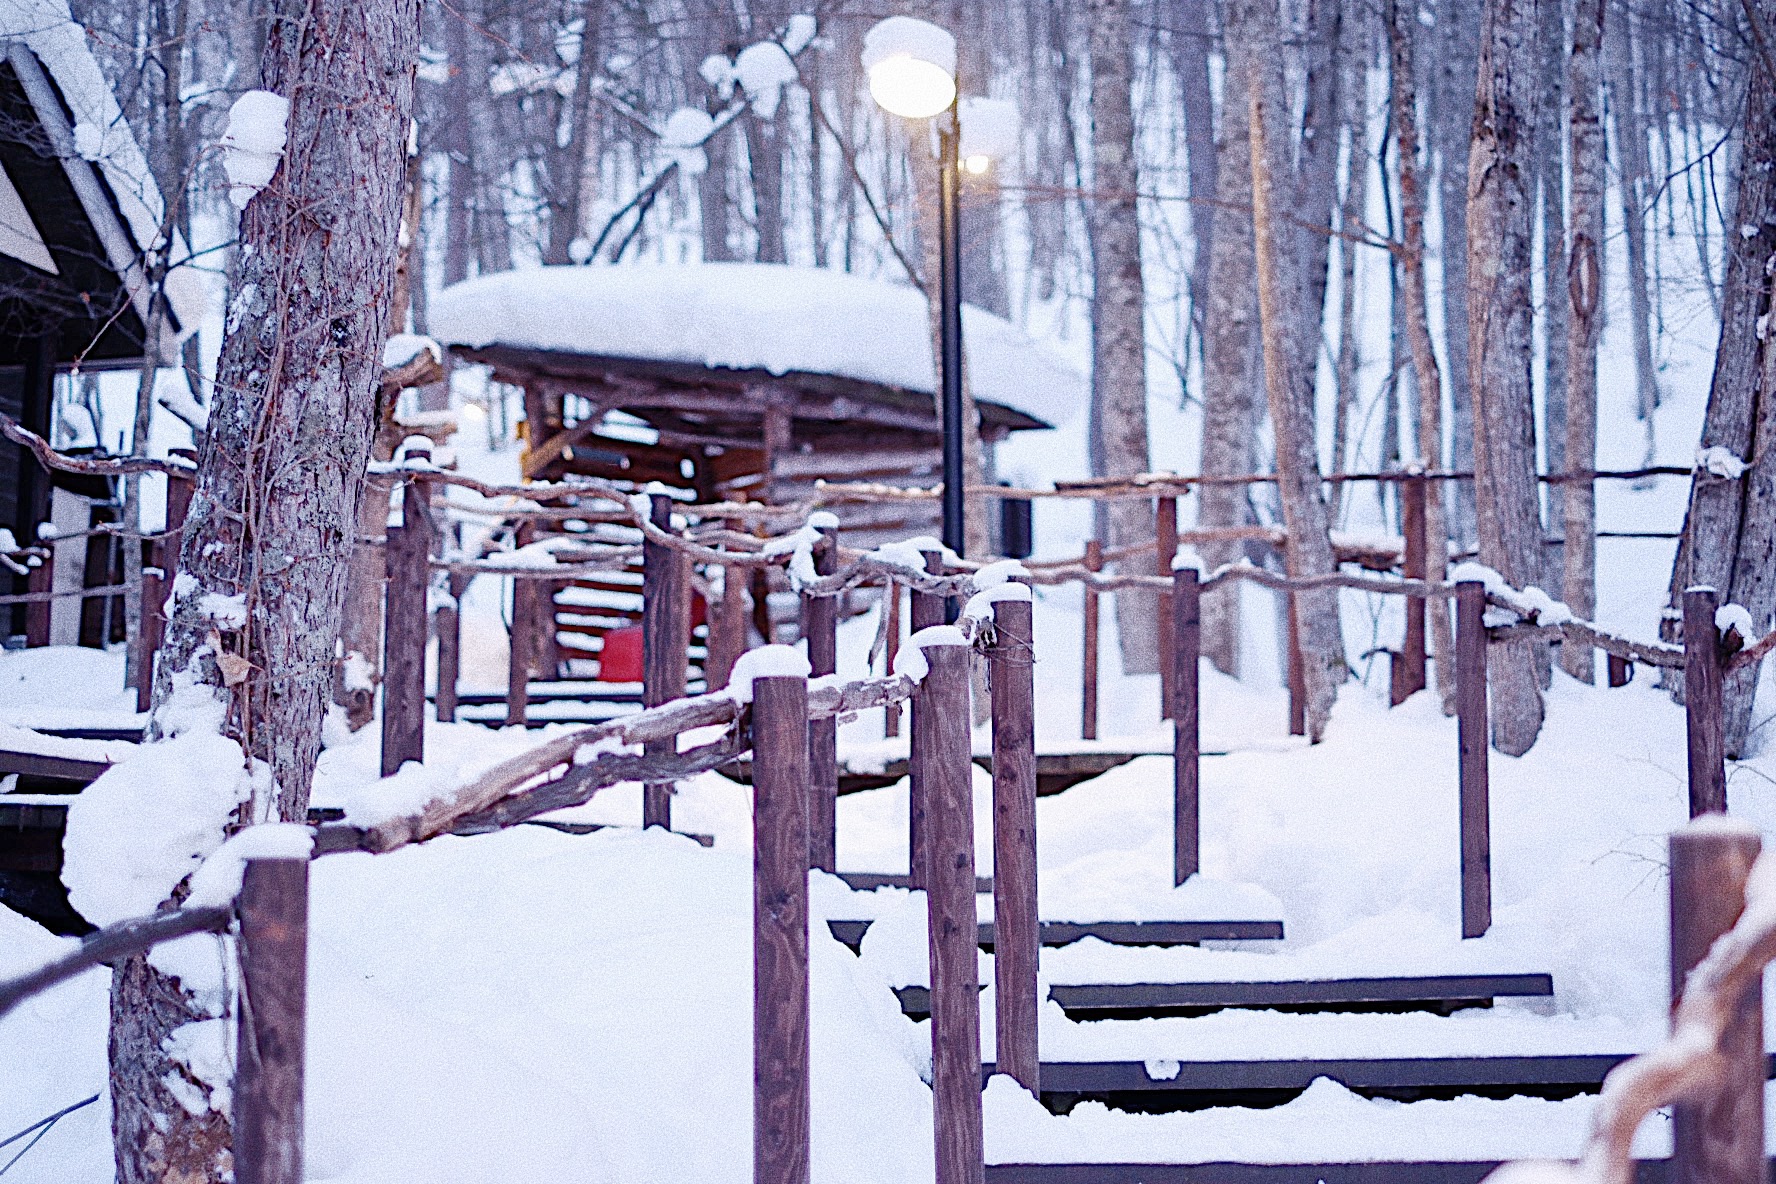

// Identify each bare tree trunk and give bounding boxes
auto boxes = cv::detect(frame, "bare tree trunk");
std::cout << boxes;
[1242,0,1345,739]
[1385,0,1456,708]
[1087,0,1156,674]
[744,106,787,263]
[1331,13,1369,513]
[543,0,604,266]
[109,5,418,1182]
[1289,0,1345,391]
[1538,0,1569,592]
[1436,0,1483,549]
[1605,8,1660,467]
[1173,0,1217,347]
[1666,19,1776,754]
[1562,0,1605,683]
[1197,50,1259,677]
[1467,0,1548,756]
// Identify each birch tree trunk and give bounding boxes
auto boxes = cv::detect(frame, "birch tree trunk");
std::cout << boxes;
[1561,0,1605,683]
[1666,22,1776,754]
[1467,0,1548,756]
[109,4,418,1181]
[1385,0,1456,708]
[1087,0,1157,674]
[1196,40,1259,678]
[1241,0,1346,739]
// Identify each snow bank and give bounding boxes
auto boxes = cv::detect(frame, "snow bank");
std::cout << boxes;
[431,264,1082,429]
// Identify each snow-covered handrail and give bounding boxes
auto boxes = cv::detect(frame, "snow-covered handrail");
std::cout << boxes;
[0,414,194,477]
[0,904,231,1019]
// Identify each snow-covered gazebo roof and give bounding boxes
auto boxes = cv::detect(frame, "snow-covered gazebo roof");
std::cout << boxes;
[431,263,1083,432]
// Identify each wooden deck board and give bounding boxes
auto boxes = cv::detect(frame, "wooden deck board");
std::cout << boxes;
[825,918,1285,952]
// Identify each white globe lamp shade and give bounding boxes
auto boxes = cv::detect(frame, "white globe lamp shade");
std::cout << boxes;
[862,16,957,120]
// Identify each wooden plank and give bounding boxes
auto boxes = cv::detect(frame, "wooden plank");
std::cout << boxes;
[234,858,308,1184]
[837,872,993,893]
[642,492,689,830]
[0,749,110,783]
[1082,541,1101,741]
[823,918,1285,952]
[1670,824,1763,1184]
[1286,594,1305,737]
[1156,498,1178,720]
[1046,974,1553,1016]
[752,674,811,1184]
[506,522,535,728]
[1682,586,1727,816]
[984,1161,1770,1184]
[1173,568,1200,885]
[908,548,946,889]
[1608,653,1633,687]
[136,567,163,713]
[380,474,432,776]
[435,573,468,723]
[1394,474,1428,705]
[884,581,903,737]
[989,594,1039,1094]
[23,551,48,647]
[920,642,985,1184]
[805,524,838,872]
[1455,580,1491,938]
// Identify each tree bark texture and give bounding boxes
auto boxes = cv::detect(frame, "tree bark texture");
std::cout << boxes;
[113,4,418,1182]
[1666,20,1776,755]
[1385,0,1456,709]
[1562,0,1605,684]
[1241,0,1346,740]
[1604,9,1661,463]
[1197,48,1259,678]
[1437,0,1484,550]
[1087,0,1157,674]
[1537,0,1569,592]
[1172,0,1217,344]
[1467,0,1548,756]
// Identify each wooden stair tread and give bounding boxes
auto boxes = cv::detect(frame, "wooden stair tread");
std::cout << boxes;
[984,1161,1772,1184]
[825,918,1285,951]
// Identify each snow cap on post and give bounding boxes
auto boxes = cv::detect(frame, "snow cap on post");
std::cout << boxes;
[862,16,956,120]
[725,644,812,704]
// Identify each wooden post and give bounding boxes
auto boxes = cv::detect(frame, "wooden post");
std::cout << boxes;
[162,461,196,594]
[708,568,747,691]
[435,572,468,723]
[643,492,689,830]
[1156,497,1178,720]
[908,549,946,888]
[1173,566,1201,885]
[1393,474,1428,705]
[884,581,904,737]
[804,524,839,871]
[919,642,985,1184]
[1455,580,1491,938]
[23,551,50,647]
[1287,593,1306,737]
[505,522,534,728]
[1683,586,1727,817]
[234,857,308,1184]
[1607,653,1632,687]
[381,471,432,776]
[1082,540,1101,741]
[136,566,164,713]
[752,674,811,1184]
[988,593,1039,1094]
[1669,822,1764,1184]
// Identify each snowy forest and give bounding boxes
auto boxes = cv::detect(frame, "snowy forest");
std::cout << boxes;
[5,0,1776,1180]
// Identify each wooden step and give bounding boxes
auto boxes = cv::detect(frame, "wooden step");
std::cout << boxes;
[825,918,1284,952]
[732,753,1175,798]
[0,749,114,786]
[837,871,994,892]
[985,1161,1774,1183]
[892,974,1553,1022]
[982,1053,1776,1113]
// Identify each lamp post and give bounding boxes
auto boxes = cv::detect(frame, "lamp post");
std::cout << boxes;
[864,16,967,557]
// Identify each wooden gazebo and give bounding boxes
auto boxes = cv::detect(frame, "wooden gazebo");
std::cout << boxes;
[432,262,1081,544]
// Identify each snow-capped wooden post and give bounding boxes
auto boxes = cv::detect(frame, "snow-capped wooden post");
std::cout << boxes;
[234,857,309,1184]
[1683,586,1727,817]
[908,548,946,888]
[1607,654,1632,687]
[23,551,49,648]
[642,491,689,830]
[381,459,432,776]
[804,521,839,872]
[1173,563,1201,884]
[1455,579,1491,938]
[1082,539,1102,741]
[988,589,1039,1094]
[919,639,985,1184]
[1393,472,1429,706]
[752,672,811,1184]
[884,581,904,737]
[505,522,535,728]
[1156,496,1179,720]
[1669,821,1764,1184]
[434,571,468,723]
[1286,593,1306,737]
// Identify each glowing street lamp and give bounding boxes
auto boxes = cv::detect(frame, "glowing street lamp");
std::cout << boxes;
[864,15,967,556]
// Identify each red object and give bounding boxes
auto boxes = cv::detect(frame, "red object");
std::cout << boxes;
[690,590,708,630]
[598,625,644,682]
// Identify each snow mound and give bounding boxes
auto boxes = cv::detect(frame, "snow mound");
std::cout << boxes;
[431,263,1082,429]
